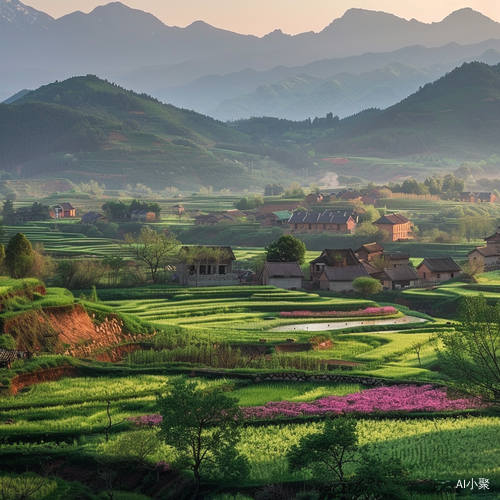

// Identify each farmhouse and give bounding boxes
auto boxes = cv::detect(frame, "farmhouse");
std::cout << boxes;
[13,207,48,224]
[310,248,369,291]
[260,261,304,289]
[194,214,234,226]
[416,258,462,282]
[81,211,108,225]
[177,245,238,287]
[172,204,184,215]
[260,211,292,227]
[460,191,497,203]
[484,227,500,248]
[355,242,384,261]
[288,210,357,234]
[380,268,420,290]
[127,209,156,222]
[468,246,500,267]
[305,193,324,204]
[52,203,76,218]
[372,213,413,241]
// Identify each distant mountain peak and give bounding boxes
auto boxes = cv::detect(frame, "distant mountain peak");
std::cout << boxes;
[440,7,498,24]
[0,0,53,28]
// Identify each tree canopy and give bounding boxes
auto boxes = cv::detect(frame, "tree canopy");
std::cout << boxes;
[438,295,500,403]
[5,233,34,278]
[156,378,249,498]
[265,234,306,264]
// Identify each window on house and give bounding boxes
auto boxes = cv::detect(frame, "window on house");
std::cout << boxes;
[199,265,207,275]
[451,273,454,278]
[308,224,312,230]
[437,273,441,279]
[323,223,326,230]
[219,265,226,274]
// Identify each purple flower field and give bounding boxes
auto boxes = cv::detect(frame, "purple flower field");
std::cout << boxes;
[241,385,483,420]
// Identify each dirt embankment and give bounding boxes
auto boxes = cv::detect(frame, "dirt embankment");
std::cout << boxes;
[9,366,80,395]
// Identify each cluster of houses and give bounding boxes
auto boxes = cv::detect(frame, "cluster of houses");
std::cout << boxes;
[460,191,498,203]
[193,205,414,242]
[175,243,463,291]
[304,187,387,206]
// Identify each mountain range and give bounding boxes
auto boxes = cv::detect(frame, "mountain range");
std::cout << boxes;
[4,0,500,122]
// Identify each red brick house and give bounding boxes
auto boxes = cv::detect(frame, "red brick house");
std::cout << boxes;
[51,203,76,218]
[372,213,413,241]
[354,242,384,261]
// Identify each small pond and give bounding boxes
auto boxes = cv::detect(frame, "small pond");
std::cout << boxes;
[272,315,427,332]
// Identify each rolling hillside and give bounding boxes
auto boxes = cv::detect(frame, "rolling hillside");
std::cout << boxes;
[316,62,500,158]
[0,75,274,190]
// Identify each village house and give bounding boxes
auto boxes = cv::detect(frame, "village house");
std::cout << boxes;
[260,261,304,289]
[288,210,357,234]
[416,258,462,282]
[81,211,108,225]
[354,242,384,261]
[379,267,420,290]
[13,207,48,224]
[305,192,324,204]
[126,208,156,222]
[172,204,185,215]
[51,202,76,218]
[310,248,369,291]
[468,246,500,267]
[372,213,413,241]
[460,191,498,203]
[194,214,234,226]
[176,245,238,287]
[483,226,500,249]
[260,210,292,227]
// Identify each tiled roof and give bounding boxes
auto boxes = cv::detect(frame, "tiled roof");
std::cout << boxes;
[373,213,409,225]
[321,265,369,282]
[381,268,420,281]
[310,248,362,267]
[469,246,500,257]
[263,261,304,278]
[81,211,106,223]
[289,210,355,225]
[57,203,74,210]
[417,258,462,272]
[355,242,384,254]
[179,245,236,260]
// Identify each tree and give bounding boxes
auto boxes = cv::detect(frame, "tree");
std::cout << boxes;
[5,233,34,278]
[2,198,15,225]
[288,416,409,500]
[288,416,359,499]
[265,234,306,264]
[461,259,485,282]
[284,182,304,198]
[458,215,494,242]
[123,227,180,284]
[352,277,383,297]
[438,295,500,404]
[156,378,249,499]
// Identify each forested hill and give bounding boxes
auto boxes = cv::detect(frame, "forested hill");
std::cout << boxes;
[16,75,246,145]
[0,75,263,190]
[0,101,108,168]
[316,62,500,157]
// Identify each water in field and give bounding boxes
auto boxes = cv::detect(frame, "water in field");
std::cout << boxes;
[272,315,427,332]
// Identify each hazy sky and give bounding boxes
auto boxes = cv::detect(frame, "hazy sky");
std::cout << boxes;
[26,0,500,36]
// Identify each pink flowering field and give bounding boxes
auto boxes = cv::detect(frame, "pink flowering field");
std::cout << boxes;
[241,385,483,419]
[128,385,483,425]
[280,306,398,318]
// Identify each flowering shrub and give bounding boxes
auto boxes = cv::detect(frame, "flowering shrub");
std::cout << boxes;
[155,461,170,472]
[280,306,398,318]
[241,385,483,420]
[127,414,163,426]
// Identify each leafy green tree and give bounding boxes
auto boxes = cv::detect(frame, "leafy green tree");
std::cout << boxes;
[123,227,180,284]
[284,182,305,198]
[458,215,494,242]
[438,295,500,404]
[265,234,306,264]
[352,277,383,297]
[2,198,15,225]
[156,378,249,498]
[102,256,125,286]
[288,416,359,498]
[5,233,34,278]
